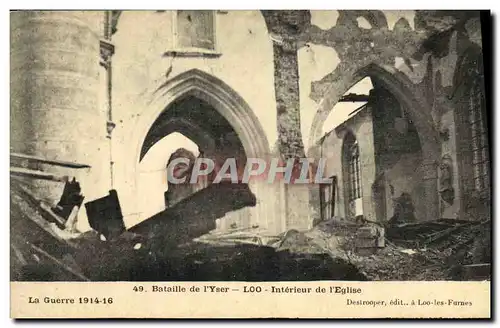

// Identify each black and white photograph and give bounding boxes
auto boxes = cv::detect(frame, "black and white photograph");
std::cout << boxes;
[10,10,491,287]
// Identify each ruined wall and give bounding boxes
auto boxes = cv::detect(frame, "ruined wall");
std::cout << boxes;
[320,106,376,221]
[319,98,427,223]
[430,16,486,220]
[12,10,487,235]
[318,132,345,220]
[370,86,426,221]
[108,11,277,227]
[104,11,277,227]
[299,10,486,223]
[378,153,426,221]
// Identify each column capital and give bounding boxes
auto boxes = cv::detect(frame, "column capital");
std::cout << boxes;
[99,39,115,69]
[106,121,116,139]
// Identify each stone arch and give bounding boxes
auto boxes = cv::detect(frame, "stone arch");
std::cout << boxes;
[142,69,270,160]
[118,68,273,228]
[124,68,272,192]
[139,117,216,161]
[308,63,439,160]
[308,62,441,223]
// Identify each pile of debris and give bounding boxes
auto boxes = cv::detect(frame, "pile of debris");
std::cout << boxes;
[10,152,367,282]
[272,216,491,281]
[10,152,490,282]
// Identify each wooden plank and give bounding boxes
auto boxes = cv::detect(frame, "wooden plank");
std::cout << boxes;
[339,93,370,102]
[10,184,77,248]
[10,152,91,169]
[39,202,67,227]
[12,174,71,228]
[29,242,90,281]
[10,167,69,182]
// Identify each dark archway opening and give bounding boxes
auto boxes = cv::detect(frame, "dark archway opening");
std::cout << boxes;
[318,75,424,223]
[141,95,249,202]
[140,96,246,162]
[134,95,256,236]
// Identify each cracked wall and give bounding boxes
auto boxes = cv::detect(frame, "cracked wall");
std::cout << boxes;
[110,10,486,225]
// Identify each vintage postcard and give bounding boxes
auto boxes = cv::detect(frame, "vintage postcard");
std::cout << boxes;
[10,10,491,319]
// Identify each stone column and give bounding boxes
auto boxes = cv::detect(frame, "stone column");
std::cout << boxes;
[358,112,377,222]
[261,11,312,231]
[11,12,109,218]
[421,159,440,221]
[100,11,115,189]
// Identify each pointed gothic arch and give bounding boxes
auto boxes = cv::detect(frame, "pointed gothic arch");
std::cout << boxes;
[140,68,270,160]
[117,68,274,229]
[309,63,440,160]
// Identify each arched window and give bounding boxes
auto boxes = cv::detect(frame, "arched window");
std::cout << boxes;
[342,133,362,213]
[342,132,363,219]
[455,49,490,201]
[347,138,361,202]
[454,47,490,218]
[468,71,489,194]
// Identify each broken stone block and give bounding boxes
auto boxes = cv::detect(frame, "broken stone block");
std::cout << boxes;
[355,225,385,255]
[53,178,84,222]
[84,189,125,241]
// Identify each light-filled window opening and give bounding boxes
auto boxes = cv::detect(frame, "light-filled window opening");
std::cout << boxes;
[346,138,361,202]
[468,74,489,194]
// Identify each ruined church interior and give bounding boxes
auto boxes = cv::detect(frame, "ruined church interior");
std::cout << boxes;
[10,10,491,281]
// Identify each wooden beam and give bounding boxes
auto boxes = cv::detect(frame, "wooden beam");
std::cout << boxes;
[28,242,90,281]
[348,103,368,116]
[339,93,370,102]
[10,183,77,248]
[10,167,69,182]
[10,153,91,169]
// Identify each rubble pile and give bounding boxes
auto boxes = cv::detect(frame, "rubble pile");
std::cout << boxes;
[10,153,490,282]
[10,158,365,281]
[273,217,491,281]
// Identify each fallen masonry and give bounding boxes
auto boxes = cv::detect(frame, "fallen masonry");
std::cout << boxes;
[10,153,491,282]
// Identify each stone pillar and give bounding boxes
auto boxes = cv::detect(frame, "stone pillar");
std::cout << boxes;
[10,11,109,226]
[285,184,313,230]
[421,159,440,221]
[360,149,377,222]
[271,40,305,159]
[100,11,115,189]
[358,121,377,223]
[261,11,312,231]
[262,10,310,160]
